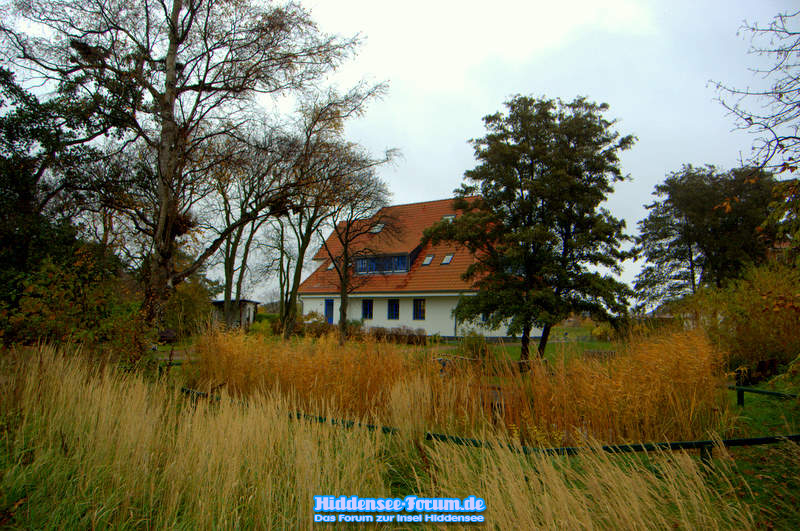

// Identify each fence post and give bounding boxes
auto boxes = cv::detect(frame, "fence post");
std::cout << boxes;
[737,388,744,407]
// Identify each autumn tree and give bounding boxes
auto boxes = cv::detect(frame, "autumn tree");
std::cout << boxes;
[633,165,776,310]
[713,10,800,256]
[1,0,359,323]
[0,67,106,310]
[318,171,396,344]
[266,85,393,337]
[425,96,633,361]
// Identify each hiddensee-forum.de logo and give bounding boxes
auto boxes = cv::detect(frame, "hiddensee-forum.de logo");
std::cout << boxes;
[313,495,486,523]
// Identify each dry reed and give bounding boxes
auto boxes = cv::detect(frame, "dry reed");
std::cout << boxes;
[0,346,758,529]
[195,328,730,445]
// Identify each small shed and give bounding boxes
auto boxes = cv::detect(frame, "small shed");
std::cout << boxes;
[211,299,260,329]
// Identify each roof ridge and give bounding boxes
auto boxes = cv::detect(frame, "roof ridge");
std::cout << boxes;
[384,197,457,208]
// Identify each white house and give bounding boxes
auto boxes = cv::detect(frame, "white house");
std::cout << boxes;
[298,198,537,338]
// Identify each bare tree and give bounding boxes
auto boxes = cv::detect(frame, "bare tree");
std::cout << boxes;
[207,124,289,326]
[261,85,395,337]
[318,172,397,344]
[713,10,800,253]
[1,0,359,322]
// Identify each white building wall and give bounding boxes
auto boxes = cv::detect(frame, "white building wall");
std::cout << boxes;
[299,293,527,338]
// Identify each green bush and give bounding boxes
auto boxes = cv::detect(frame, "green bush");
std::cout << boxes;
[162,279,213,339]
[591,323,614,341]
[682,263,800,375]
[0,245,148,359]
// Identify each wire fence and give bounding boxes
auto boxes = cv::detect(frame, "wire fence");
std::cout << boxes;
[179,385,800,463]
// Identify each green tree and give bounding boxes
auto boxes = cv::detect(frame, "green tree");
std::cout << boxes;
[425,95,634,361]
[634,165,776,310]
[0,67,108,310]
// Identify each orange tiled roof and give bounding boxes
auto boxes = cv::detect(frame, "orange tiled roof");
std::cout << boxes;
[298,198,476,294]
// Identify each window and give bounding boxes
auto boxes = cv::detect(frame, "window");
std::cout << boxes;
[369,223,385,233]
[362,299,373,320]
[327,261,335,270]
[441,253,454,265]
[422,254,434,266]
[356,255,408,274]
[413,299,425,320]
[387,299,400,320]
[393,255,409,272]
[481,312,489,323]
[442,214,455,222]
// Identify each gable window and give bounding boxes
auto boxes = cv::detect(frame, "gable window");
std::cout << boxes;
[413,298,425,320]
[387,299,400,320]
[327,261,335,270]
[441,253,454,265]
[362,299,373,320]
[422,254,434,266]
[369,223,385,233]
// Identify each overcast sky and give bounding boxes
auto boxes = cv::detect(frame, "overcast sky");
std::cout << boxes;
[271,0,795,288]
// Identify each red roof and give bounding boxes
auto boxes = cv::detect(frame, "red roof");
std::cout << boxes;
[298,198,476,294]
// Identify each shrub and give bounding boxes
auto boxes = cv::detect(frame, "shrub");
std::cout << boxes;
[366,326,426,345]
[682,263,800,376]
[162,277,213,339]
[345,319,364,339]
[0,246,148,359]
[300,311,335,338]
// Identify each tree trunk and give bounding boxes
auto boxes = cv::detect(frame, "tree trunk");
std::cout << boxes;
[519,322,531,372]
[282,220,313,339]
[144,0,183,327]
[537,323,552,358]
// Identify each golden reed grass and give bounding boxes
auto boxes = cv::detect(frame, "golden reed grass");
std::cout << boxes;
[194,328,731,445]
[0,346,758,529]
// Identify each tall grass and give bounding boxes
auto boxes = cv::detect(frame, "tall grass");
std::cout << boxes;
[194,328,730,444]
[0,347,386,529]
[418,437,754,530]
[0,347,757,529]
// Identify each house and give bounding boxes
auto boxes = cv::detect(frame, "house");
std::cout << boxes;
[211,299,260,329]
[297,198,531,338]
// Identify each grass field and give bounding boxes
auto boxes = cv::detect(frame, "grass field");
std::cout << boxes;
[1,329,799,529]
[0,347,767,529]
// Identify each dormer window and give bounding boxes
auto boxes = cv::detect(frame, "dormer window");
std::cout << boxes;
[356,255,409,274]
[442,215,455,222]
[441,253,454,265]
[369,223,385,233]
[422,254,434,266]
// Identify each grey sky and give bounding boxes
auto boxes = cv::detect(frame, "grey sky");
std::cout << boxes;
[291,0,796,286]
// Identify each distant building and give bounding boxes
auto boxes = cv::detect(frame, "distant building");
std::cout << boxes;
[298,198,539,339]
[211,299,259,329]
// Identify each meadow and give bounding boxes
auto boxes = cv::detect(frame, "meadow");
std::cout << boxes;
[0,344,767,529]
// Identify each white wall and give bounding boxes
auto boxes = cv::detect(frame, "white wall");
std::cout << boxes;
[299,293,531,338]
